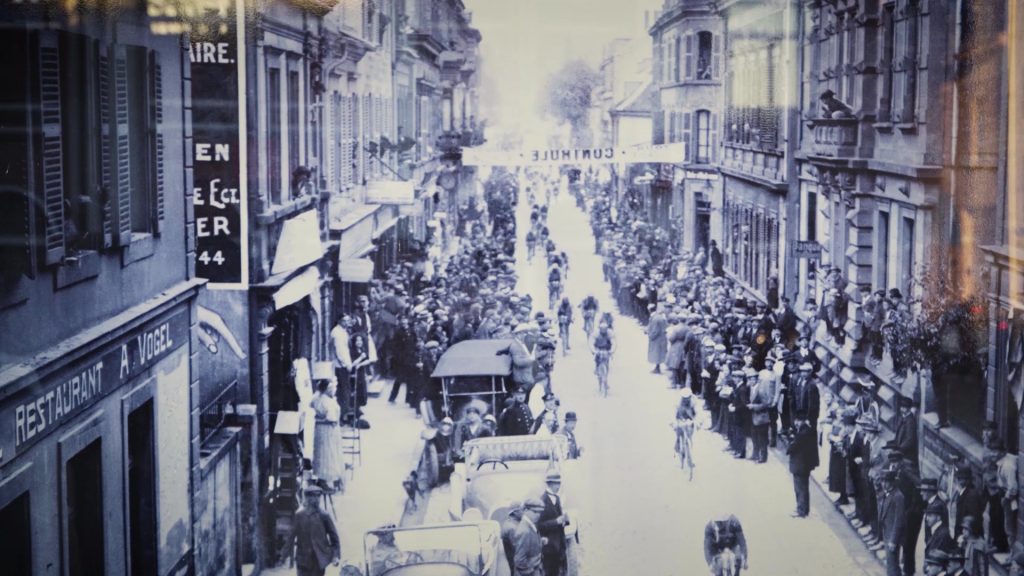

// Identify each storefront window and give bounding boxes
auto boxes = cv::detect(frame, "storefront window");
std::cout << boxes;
[0,492,32,575]
[67,440,105,576]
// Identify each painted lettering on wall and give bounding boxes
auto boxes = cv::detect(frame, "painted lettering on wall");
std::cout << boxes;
[3,311,189,456]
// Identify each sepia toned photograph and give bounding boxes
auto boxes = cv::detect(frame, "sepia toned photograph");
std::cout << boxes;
[0,0,1021,575]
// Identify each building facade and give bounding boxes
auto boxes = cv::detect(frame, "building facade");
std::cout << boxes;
[650,0,725,253]
[0,4,201,576]
[717,0,801,305]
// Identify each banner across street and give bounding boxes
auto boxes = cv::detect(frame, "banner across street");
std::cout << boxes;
[462,142,687,167]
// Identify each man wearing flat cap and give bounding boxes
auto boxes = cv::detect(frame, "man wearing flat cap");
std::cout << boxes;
[923,549,949,576]
[538,472,569,576]
[287,485,341,576]
[512,499,546,576]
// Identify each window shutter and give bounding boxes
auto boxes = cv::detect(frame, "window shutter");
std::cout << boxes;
[98,43,113,249]
[710,112,719,163]
[149,51,165,234]
[352,93,361,185]
[37,31,65,265]
[683,112,692,162]
[111,44,132,246]
[712,34,722,80]
[684,34,694,80]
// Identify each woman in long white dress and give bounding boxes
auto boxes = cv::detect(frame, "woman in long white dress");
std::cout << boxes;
[312,379,346,491]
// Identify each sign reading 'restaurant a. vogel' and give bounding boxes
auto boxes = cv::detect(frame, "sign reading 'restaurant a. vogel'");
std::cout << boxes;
[462,142,687,167]
[188,0,248,288]
[4,311,189,458]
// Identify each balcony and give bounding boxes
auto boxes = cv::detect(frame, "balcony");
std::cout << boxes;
[809,117,860,159]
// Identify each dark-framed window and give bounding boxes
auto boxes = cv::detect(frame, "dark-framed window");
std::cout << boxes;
[67,439,105,576]
[696,31,712,80]
[266,64,282,203]
[287,69,300,194]
[0,491,32,576]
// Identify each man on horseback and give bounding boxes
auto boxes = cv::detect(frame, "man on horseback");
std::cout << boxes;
[704,513,748,575]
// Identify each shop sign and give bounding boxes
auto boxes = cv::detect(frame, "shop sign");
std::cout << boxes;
[3,310,190,458]
[367,180,416,205]
[684,170,719,181]
[794,240,823,259]
[189,0,248,288]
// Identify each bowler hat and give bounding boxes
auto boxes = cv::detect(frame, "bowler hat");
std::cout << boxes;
[565,411,577,422]
[925,499,946,516]
[888,288,903,300]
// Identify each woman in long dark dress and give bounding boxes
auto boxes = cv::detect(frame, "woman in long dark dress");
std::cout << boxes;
[350,334,372,424]
[828,409,856,504]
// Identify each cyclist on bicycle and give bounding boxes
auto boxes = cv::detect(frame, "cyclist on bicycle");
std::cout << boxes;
[589,322,616,395]
[556,297,573,355]
[674,388,698,479]
[559,250,570,280]
[526,229,537,262]
[703,513,748,575]
[547,263,563,309]
[579,295,599,336]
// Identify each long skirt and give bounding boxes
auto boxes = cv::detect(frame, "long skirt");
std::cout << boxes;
[828,447,848,495]
[313,421,346,487]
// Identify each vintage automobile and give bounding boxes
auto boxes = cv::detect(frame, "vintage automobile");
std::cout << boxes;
[448,436,581,576]
[430,338,515,420]
[359,521,511,576]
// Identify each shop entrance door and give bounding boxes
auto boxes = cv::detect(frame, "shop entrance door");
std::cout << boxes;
[128,401,158,575]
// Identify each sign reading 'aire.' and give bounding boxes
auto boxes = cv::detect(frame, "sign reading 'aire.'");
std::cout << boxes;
[462,143,687,167]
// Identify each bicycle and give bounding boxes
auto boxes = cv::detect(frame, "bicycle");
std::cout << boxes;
[581,309,596,338]
[711,547,743,576]
[673,418,696,481]
[594,349,611,397]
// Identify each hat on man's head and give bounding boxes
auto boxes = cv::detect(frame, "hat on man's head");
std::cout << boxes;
[883,440,899,451]
[880,470,898,482]
[304,485,323,497]
[887,450,904,462]
[523,498,546,511]
[888,288,904,300]
[565,411,577,422]
[543,391,558,402]
[545,471,562,484]
[425,340,440,349]
[955,466,973,480]
[925,499,946,517]
[897,395,915,408]
[919,478,939,491]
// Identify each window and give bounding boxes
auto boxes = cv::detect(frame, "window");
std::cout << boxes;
[901,216,915,295]
[805,189,817,241]
[287,70,300,193]
[880,3,896,121]
[684,33,693,80]
[59,33,103,253]
[695,110,710,163]
[877,210,890,289]
[267,65,282,203]
[128,401,157,575]
[696,31,712,80]
[67,440,105,576]
[0,492,32,576]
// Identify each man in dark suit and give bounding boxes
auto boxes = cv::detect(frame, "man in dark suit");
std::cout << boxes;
[537,472,569,576]
[951,467,985,539]
[287,486,340,576]
[513,499,546,576]
[789,363,821,437]
[775,297,799,349]
[878,470,907,576]
[894,396,919,467]
[919,478,946,541]
[892,451,923,576]
[923,499,954,556]
[787,419,819,518]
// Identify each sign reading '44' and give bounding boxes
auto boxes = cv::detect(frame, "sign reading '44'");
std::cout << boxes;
[189,0,248,288]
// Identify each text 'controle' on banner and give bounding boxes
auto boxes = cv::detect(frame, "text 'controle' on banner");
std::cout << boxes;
[461,142,687,167]
[189,0,248,287]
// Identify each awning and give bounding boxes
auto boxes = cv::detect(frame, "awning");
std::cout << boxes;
[271,210,324,276]
[272,266,320,310]
[339,258,375,283]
